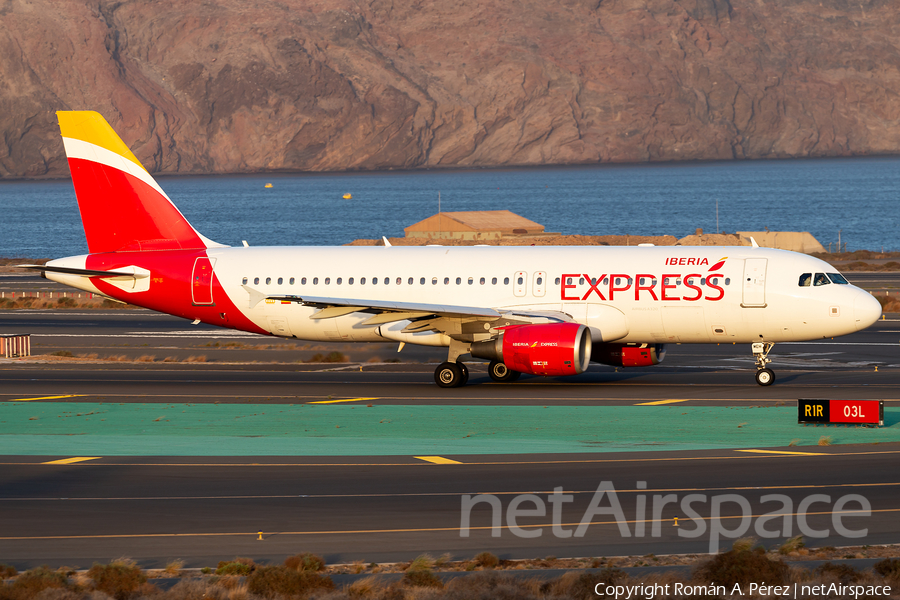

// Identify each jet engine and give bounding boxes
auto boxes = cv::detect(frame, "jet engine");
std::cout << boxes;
[591,343,666,367]
[471,323,592,376]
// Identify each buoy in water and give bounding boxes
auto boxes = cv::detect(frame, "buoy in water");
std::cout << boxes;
[264,183,273,188]
[343,193,352,199]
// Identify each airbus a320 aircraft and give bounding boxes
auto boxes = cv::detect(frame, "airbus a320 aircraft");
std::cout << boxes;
[22,111,882,387]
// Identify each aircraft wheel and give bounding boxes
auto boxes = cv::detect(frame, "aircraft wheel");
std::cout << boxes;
[488,360,521,383]
[458,362,470,385]
[755,368,775,386]
[435,362,465,388]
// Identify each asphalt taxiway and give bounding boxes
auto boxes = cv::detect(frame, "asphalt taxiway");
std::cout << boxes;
[1,306,899,568]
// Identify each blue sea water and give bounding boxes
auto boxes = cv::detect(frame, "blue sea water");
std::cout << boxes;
[1,156,898,258]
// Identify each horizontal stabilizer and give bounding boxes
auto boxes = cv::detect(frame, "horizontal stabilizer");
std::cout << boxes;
[15,264,150,279]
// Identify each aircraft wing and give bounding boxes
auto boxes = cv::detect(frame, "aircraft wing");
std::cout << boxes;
[258,291,574,330]
[16,264,150,279]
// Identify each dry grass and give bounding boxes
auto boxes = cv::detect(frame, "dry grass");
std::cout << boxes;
[87,558,148,600]
[284,552,326,572]
[818,435,833,446]
[182,355,208,363]
[135,354,156,362]
[779,535,806,555]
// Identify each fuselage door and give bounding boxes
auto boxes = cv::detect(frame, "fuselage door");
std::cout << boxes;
[514,271,527,297]
[532,271,546,297]
[742,258,767,307]
[191,257,216,306]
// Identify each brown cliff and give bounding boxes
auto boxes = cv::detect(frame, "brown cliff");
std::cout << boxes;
[2,0,899,178]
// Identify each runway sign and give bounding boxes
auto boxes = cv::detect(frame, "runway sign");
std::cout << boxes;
[798,399,884,426]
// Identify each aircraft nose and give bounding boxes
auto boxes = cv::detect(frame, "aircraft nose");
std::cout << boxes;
[854,290,882,331]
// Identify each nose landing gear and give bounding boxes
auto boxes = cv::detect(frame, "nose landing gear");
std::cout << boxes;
[752,342,775,386]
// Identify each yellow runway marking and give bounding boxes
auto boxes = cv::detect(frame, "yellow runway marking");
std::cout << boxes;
[42,457,102,465]
[414,456,463,464]
[6,395,87,402]
[737,449,825,456]
[307,397,379,404]
[2,449,898,468]
[635,399,689,406]
[2,508,895,541]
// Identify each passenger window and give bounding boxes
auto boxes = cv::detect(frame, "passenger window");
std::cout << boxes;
[615,277,621,285]
[313,277,319,285]
[349,277,354,285]
[603,277,609,285]
[814,273,830,286]
[254,277,260,285]
[361,277,366,284]
[828,273,849,284]
[517,277,524,285]
[700,278,705,285]
[324,277,331,285]
[504,277,510,285]
[266,277,272,285]
[492,277,498,285]
[480,277,486,285]
[373,277,378,285]
[301,277,307,285]
[420,277,426,285]
[336,278,342,285]
[277,277,283,285]
[799,273,812,287]
[468,277,474,285]
[554,277,560,285]
[242,277,248,285]
[289,277,295,285]
[725,278,730,285]
[384,277,389,285]
[444,277,450,285]
[676,279,682,285]
[432,277,438,285]
[536,277,542,285]
[579,277,585,285]
[566,277,573,285]
[456,277,461,285]
[396,277,401,285]
[627,278,632,285]
[408,277,413,285]
[663,277,669,285]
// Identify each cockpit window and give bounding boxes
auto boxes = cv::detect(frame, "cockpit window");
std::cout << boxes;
[827,273,849,285]
[813,273,830,286]
[799,273,811,287]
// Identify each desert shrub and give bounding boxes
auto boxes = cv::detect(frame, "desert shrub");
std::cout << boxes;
[1,567,70,600]
[308,352,347,363]
[544,571,605,599]
[158,579,229,600]
[778,535,805,554]
[56,297,77,308]
[215,558,256,576]
[87,560,147,600]
[693,546,790,587]
[284,552,325,572]
[246,565,333,598]
[402,569,443,589]
[816,562,864,584]
[472,552,499,569]
[443,572,538,600]
[0,565,17,579]
[874,558,900,583]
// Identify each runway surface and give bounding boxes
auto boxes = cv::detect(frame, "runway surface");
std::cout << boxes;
[1,305,899,567]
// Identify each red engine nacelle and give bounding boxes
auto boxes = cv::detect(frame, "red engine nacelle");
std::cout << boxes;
[471,323,592,376]
[591,343,666,367]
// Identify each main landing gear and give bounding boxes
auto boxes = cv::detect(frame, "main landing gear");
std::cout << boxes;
[434,361,468,388]
[752,342,775,386]
[488,360,520,383]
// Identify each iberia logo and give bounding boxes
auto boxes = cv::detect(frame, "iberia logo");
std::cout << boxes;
[708,257,727,271]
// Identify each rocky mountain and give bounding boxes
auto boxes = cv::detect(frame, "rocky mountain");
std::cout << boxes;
[2,0,899,178]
